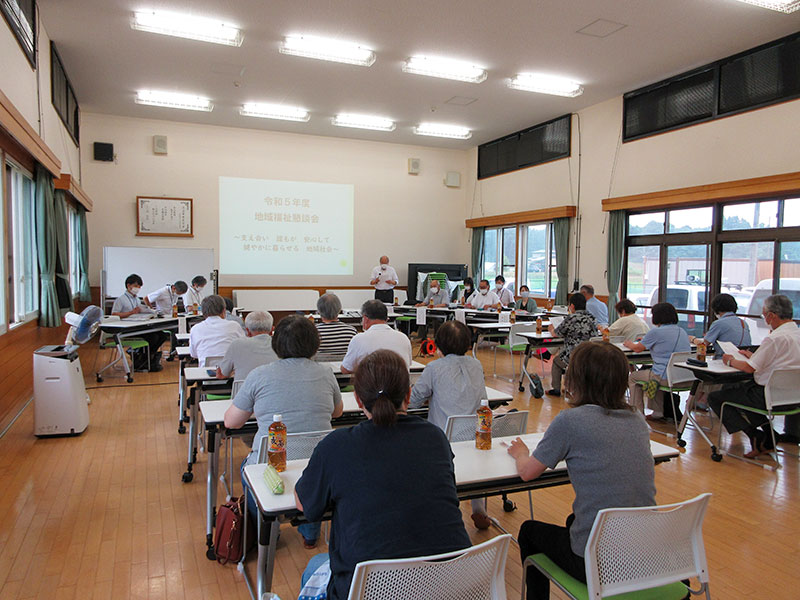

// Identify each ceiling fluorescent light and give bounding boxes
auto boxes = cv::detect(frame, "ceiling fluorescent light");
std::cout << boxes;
[332,113,395,131]
[508,73,584,97]
[413,123,472,140]
[732,0,800,12]
[135,90,213,112]
[132,11,243,46]
[280,35,376,66]
[402,55,487,83]
[240,103,310,122]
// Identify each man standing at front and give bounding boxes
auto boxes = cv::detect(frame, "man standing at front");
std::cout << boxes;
[370,256,398,303]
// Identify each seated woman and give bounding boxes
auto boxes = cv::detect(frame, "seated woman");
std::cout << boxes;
[315,293,357,360]
[409,320,490,529]
[224,314,343,549]
[295,349,471,600]
[606,298,649,341]
[547,293,596,397]
[624,302,691,421]
[507,342,656,600]
[515,285,538,313]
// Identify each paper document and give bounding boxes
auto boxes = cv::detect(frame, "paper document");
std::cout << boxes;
[498,311,510,324]
[716,341,747,359]
[416,306,427,326]
[549,316,564,330]
[454,309,466,324]
[125,313,155,321]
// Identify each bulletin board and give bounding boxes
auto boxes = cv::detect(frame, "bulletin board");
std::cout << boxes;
[136,196,193,237]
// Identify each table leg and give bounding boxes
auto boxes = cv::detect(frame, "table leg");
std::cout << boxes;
[206,425,220,559]
[178,358,187,434]
[182,385,197,482]
[116,333,133,383]
[258,516,280,597]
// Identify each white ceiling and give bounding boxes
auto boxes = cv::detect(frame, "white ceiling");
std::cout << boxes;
[37,0,800,149]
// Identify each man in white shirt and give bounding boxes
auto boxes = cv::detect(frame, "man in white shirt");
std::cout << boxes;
[709,294,800,458]
[465,279,501,310]
[110,273,167,372]
[189,295,245,366]
[216,311,277,380]
[580,284,609,326]
[341,300,412,373]
[494,275,515,306]
[370,256,398,303]
[182,275,207,311]
[146,281,188,315]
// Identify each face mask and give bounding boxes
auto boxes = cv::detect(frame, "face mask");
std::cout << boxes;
[430,286,439,293]
[380,264,387,271]
[194,286,204,293]
[465,286,472,293]
[521,291,529,298]
[130,287,140,295]
[480,288,489,296]
[496,284,503,291]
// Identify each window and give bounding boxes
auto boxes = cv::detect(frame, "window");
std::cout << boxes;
[1,0,36,67]
[481,226,516,287]
[6,162,38,324]
[624,196,800,345]
[483,222,558,298]
[51,42,80,144]
[68,203,80,297]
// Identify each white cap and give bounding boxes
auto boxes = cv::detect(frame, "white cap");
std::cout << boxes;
[273,414,282,422]
[480,399,489,407]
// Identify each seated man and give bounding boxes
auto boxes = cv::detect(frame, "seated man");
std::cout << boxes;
[145,280,188,315]
[216,310,277,380]
[580,284,609,326]
[547,293,597,397]
[315,293,357,361]
[111,274,168,372]
[341,300,412,373]
[414,278,450,338]
[182,275,207,310]
[189,295,245,366]
[223,297,246,331]
[465,279,501,310]
[709,294,800,458]
[494,275,515,306]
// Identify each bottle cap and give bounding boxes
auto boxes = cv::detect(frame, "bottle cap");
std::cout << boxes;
[480,399,489,406]
[273,414,282,422]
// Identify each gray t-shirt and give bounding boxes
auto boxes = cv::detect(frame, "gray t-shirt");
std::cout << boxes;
[218,334,278,380]
[532,404,656,556]
[409,354,487,430]
[234,358,342,463]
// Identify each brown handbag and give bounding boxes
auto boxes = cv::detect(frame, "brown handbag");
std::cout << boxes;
[214,496,249,565]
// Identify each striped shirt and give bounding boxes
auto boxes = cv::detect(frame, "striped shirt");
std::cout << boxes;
[316,320,358,359]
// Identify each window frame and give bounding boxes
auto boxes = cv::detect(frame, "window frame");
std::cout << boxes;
[50,41,80,145]
[6,159,39,326]
[0,0,36,68]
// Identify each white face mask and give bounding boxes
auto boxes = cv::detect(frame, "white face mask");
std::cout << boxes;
[521,291,530,298]
[430,286,439,294]
[380,264,387,271]
[480,288,489,296]
[194,286,204,293]
[495,284,503,291]
[130,286,140,295]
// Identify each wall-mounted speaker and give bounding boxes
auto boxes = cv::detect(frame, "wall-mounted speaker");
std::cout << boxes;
[444,171,461,188]
[153,135,168,155]
[408,157,421,175]
[93,142,114,162]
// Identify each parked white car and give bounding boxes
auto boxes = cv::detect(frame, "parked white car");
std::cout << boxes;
[743,278,800,345]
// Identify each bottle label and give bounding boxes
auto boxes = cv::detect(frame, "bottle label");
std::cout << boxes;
[269,432,286,453]
[477,412,492,433]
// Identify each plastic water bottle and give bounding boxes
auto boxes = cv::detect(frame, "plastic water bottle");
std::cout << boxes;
[536,316,542,334]
[476,399,492,450]
[268,414,287,472]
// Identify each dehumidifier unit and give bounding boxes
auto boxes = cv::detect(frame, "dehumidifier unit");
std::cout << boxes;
[33,306,102,437]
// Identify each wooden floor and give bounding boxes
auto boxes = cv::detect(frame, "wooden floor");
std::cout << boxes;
[0,341,798,600]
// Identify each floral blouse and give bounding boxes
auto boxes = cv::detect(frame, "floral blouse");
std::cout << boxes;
[555,310,597,362]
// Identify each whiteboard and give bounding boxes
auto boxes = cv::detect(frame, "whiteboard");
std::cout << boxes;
[103,246,215,298]
[233,289,320,311]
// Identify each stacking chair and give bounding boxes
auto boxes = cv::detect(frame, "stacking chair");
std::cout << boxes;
[493,322,538,382]
[347,533,512,600]
[445,411,532,526]
[219,379,244,499]
[524,493,712,600]
[100,335,150,372]
[718,368,800,470]
[635,351,697,445]
[198,356,229,453]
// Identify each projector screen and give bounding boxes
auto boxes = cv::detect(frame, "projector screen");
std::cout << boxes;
[219,176,354,275]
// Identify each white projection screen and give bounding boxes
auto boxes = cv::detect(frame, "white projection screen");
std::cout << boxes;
[219,176,354,275]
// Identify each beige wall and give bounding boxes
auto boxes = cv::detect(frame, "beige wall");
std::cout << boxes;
[466,95,800,295]
[81,113,470,288]
[0,14,81,176]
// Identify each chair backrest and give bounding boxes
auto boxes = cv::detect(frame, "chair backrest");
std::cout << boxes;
[584,493,712,599]
[665,351,696,387]
[444,411,528,443]
[509,322,538,346]
[764,369,800,410]
[230,379,244,401]
[257,429,332,462]
[204,355,224,367]
[347,534,512,600]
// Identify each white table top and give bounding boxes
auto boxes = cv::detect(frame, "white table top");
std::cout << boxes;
[244,433,679,514]
[675,359,741,375]
[322,360,426,374]
[518,331,563,341]
[100,315,181,330]
[176,346,192,357]
[175,332,191,341]
[184,366,224,382]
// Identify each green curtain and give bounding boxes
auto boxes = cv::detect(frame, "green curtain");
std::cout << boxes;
[605,210,626,325]
[470,226,485,280]
[35,165,60,327]
[53,190,74,313]
[77,205,91,301]
[553,217,570,305]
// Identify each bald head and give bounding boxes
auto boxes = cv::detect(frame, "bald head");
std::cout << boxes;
[380,256,390,265]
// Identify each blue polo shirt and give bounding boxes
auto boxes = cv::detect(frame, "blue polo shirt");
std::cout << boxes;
[586,296,609,326]
[641,324,691,377]
[704,312,751,355]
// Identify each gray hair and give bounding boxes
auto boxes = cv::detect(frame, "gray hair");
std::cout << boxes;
[244,310,273,333]
[361,299,388,321]
[317,293,342,320]
[201,294,225,317]
[763,294,794,320]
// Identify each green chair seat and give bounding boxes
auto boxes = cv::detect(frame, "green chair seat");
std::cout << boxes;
[723,402,800,417]
[122,339,150,351]
[395,316,415,321]
[528,554,688,600]
[340,385,355,393]
[497,343,527,352]
[206,393,231,401]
